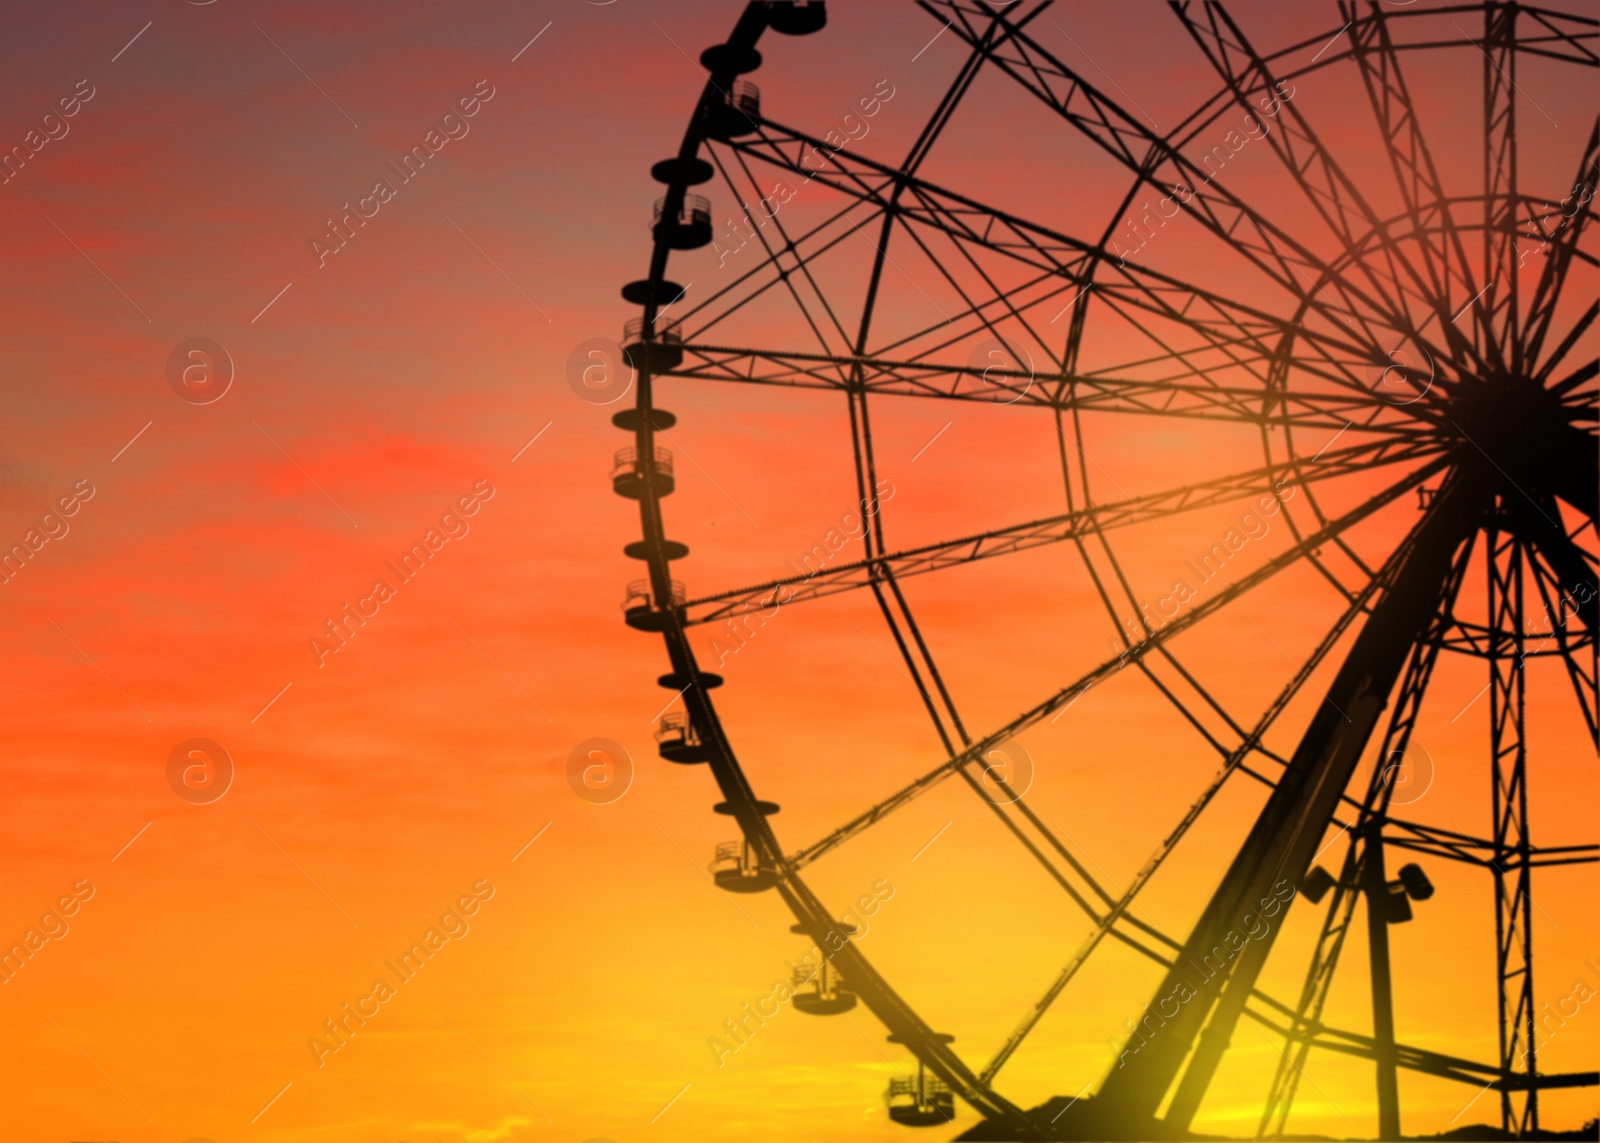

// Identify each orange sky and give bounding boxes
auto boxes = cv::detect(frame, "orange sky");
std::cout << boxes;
[0,2,1595,1141]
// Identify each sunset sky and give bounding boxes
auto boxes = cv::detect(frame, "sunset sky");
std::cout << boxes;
[0,2,1595,1141]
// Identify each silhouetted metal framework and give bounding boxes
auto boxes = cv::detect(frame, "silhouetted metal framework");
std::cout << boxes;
[614,1,1598,1138]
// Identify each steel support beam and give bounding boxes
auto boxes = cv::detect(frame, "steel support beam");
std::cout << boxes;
[1081,468,1481,1137]
[1487,520,1538,1135]
[1362,819,1402,1140]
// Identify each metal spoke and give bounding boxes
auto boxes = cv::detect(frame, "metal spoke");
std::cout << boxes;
[1524,539,1599,748]
[721,146,858,351]
[1342,2,1499,367]
[720,117,1401,393]
[785,456,1448,871]
[685,436,1440,629]
[926,0,1439,368]
[1482,1,1521,371]
[663,340,1431,427]
[1175,1,1490,380]
[1540,298,1598,387]
[1524,119,1600,372]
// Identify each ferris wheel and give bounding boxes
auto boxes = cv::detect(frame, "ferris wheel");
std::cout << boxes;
[607,1,1599,1137]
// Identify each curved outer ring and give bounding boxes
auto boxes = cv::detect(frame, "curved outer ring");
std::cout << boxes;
[619,2,1043,1134]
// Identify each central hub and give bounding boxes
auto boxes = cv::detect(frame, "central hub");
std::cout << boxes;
[1446,373,1575,495]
